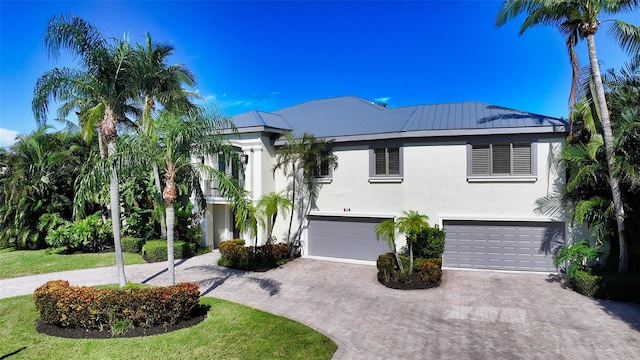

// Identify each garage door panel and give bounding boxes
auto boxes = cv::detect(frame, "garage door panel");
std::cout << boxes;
[444,220,564,272]
[308,216,390,261]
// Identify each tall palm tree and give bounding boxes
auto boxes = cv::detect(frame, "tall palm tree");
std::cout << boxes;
[131,33,201,240]
[497,0,640,273]
[32,14,138,286]
[272,132,338,245]
[375,218,405,272]
[396,210,429,273]
[124,107,248,284]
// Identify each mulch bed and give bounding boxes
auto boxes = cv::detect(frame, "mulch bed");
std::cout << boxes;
[35,312,207,339]
[378,273,441,290]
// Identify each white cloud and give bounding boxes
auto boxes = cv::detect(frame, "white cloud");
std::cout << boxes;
[0,128,19,148]
[374,96,391,104]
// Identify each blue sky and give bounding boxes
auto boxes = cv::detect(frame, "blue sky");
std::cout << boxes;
[1,1,638,147]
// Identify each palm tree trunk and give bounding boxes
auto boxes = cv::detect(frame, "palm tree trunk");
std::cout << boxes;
[102,107,126,287]
[392,239,404,273]
[286,163,296,246]
[164,160,177,285]
[166,202,175,285]
[152,162,167,239]
[409,239,414,274]
[587,34,628,274]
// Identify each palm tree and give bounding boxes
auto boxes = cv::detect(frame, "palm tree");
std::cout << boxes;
[396,210,429,273]
[256,191,293,242]
[375,218,405,272]
[32,15,138,286]
[124,107,248,284]
[272,132,338,245]
[496,0,640,273]
[131,33,201,240]
[0,128,88,249]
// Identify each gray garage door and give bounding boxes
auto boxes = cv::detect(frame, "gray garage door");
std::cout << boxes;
[307,216,391,261]
[443,220,565,272]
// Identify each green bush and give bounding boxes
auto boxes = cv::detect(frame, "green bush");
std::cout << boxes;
[569,268,640,303]
[33,280,201,330]
[218,239,290,271]
[554,240,602,270]
[121,237,145,253]
[122,207,156,240]
[44,212,112,253]
[142,240,195,262]
[414,227,446,258]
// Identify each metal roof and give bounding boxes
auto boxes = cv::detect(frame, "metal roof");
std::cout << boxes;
[231,95,567,140]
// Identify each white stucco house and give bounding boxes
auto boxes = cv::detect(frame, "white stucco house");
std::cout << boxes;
[200,95,570,272]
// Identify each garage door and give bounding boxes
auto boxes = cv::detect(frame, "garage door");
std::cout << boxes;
[307,216,391,261]
[443,220,565,272]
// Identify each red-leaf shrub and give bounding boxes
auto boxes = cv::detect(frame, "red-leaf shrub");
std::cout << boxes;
[218,239,290,271]
[34,281,201,330]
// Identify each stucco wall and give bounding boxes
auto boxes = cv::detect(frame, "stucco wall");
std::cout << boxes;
[269,135,566,252]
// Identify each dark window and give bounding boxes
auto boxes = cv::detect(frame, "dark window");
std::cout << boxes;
[314,151,332,178]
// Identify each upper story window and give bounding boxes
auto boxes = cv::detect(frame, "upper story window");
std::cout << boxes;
[468,141,536,181]
[313,150,332,178]
[370,146,403,182]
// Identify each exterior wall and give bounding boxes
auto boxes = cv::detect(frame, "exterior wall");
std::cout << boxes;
[270,134,567,254]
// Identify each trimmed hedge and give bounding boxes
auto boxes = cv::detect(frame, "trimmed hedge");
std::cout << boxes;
[121,237,145,253]
[569,268,640,303]
[34,280,201,330]
[218,239,290,271]
[142,240,195,262]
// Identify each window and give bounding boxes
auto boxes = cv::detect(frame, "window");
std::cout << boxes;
[372,147,401,176]
[313,151,332,178]
[470,142,534,177]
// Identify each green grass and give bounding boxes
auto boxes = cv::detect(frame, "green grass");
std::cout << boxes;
[0,249,146,279]
[0,295,337,360]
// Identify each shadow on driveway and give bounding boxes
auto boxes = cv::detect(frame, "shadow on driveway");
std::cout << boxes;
[187,265,282,297]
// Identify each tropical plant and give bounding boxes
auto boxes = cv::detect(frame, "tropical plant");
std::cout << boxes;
[375,219,404,272]
[0,128,88,249]
[272,132,338,245]
[130,33,201,239]
[122,107,248,284]
[497,0,640,273]
[256,191,293,242]
[395,210,430,273]
[32,14,141,286]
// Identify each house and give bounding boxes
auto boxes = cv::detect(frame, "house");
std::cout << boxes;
[201,95,570,272]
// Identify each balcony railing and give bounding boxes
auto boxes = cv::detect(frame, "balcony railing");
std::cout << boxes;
[203,178,244,199]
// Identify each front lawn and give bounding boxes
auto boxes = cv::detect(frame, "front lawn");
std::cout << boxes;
[0,249,146,279]
[0,295,337,360]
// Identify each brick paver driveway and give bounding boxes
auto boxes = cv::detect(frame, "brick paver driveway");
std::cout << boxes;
[3,252,639,359]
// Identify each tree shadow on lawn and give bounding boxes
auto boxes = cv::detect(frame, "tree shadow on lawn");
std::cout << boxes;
[188,265,282,297]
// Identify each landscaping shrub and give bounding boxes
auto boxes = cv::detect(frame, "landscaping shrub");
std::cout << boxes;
[33,280,201,331]
[218,239,290,271]
[121,237,145,253]
[417,258,443,283]
[44,212,112,253]
[376,253,442,289]
[568,268,640,303]
[142,240,195,262]
[414,227,446,258]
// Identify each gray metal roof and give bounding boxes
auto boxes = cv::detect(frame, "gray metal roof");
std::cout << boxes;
[231,95,567,140]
